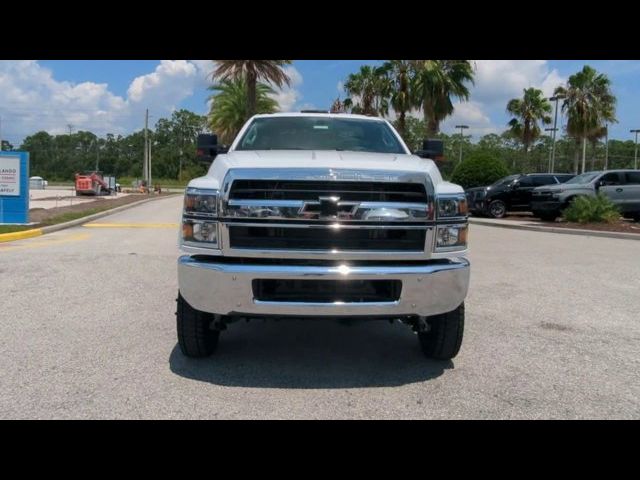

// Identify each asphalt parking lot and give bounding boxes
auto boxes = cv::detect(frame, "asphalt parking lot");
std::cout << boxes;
[1,194,639,419]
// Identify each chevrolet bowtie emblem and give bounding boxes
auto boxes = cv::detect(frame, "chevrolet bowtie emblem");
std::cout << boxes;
[318,196,340,218]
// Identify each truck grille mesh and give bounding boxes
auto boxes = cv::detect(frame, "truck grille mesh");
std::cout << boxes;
[229,180,427,203]
[229,226,426,251]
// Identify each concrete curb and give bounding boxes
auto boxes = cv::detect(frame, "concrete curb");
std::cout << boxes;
[0,195,171,243]
[0,228,43,243]
[41,196,171,234]
[469,217,640,241]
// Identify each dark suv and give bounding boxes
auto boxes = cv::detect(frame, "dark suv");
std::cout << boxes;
[465,173,575,218]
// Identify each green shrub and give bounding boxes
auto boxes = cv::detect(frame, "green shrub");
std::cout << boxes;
[450,152,510,189]
[562,194,620,223]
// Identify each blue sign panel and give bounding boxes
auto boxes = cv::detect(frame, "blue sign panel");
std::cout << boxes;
[0,151,30,224]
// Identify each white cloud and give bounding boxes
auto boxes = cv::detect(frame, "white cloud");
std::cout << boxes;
[0,60,208,143]
[472,60,565,106]
[0,60,566,145]
[439,101,497,136]
[437,61,565,137]
[267,65,303,112]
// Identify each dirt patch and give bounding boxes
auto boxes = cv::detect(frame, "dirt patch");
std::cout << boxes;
[551,220,640,235]
[472,211,640,234]
[540,322,573,332]
[29,194,174,225]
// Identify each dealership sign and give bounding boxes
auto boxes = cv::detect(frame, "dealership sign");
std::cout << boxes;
[0,152,29,224]
[0,156,20,196]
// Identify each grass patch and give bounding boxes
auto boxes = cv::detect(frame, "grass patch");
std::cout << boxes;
[1,194,176,235]
[0,225,34,234]
[117,177,189,189]
[40,208,107,226]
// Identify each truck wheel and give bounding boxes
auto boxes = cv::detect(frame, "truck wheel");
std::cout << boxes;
[176,292,220,358]
[488,200,507,218]
[418,303,464,360]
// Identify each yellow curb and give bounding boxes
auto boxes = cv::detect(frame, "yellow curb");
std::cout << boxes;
[83,223,179,228]
[0,228,43,243]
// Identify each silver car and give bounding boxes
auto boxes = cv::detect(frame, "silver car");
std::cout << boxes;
[531,169,640,221]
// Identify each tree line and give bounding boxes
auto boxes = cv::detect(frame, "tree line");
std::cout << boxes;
[17,109,209,182]
[9,60,633,182]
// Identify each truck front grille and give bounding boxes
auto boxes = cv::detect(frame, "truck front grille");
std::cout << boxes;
[229,180,427,203]
[252,279,402,303]
[228,225,426,251]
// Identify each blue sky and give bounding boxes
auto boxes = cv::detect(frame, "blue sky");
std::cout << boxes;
[2,60,639,146]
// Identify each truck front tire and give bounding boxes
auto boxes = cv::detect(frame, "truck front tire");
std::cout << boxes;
[418,303,465,360]
[176,292,220,358]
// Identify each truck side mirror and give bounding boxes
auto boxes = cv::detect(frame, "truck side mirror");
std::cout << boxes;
[196,134,219,163]
[415,139,444,161]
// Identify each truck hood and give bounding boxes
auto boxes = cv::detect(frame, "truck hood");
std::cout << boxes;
[220,150,435,172]
[189,150,449,190]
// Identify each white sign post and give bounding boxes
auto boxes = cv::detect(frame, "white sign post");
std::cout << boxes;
[0,156,20,196]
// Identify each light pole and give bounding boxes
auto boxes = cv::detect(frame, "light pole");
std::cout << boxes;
[549,95,564,173]
[631,129,640,170]
[604,123,609,170]
[545,127,558,173]
[455,125,469,164]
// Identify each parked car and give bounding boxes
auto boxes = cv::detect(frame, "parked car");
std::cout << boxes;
[29,176,48,189]
[531,169,640,221]
[465,173,575,218]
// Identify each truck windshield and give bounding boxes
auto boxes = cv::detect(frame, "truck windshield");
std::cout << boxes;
[565,172,600,184]
[235,116,406,154]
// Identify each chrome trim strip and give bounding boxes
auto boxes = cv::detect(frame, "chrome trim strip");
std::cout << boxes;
[224,199,430,222]
[254,300,400,308]
[224,222,429,230]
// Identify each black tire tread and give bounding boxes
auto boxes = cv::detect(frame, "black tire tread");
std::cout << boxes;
[488,200,506,218]
[419,303,465,360]
[176,292,219,358]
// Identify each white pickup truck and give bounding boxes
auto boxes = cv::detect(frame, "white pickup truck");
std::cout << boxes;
[177,113,470,360]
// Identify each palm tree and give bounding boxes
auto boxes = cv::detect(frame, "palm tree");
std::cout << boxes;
[412,60,475,136]
[211,61,291,119]
[383,60,413,137]
[554,65,616,174]
[330,97,345,113]
[506,88,552,163]
[343,65,390,116]
[207,79,279,144]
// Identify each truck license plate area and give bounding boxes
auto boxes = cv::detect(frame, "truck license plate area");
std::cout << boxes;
[252,279,402,303]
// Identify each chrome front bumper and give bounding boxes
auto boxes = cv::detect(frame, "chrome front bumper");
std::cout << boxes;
[178,256,470,318]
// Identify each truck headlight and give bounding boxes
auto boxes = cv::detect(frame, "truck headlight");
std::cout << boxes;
[184,188,218,217]
[435,225,468,251]
[181,188,219,248]
[437,196,468,218]
[182,219,218,247]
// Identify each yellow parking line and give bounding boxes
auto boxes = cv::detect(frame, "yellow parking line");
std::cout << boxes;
[84,223,179,228]
[0,232,91,251]
[0,228,43,243]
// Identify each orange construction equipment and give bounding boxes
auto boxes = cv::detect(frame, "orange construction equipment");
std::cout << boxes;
[74,171,111,196]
